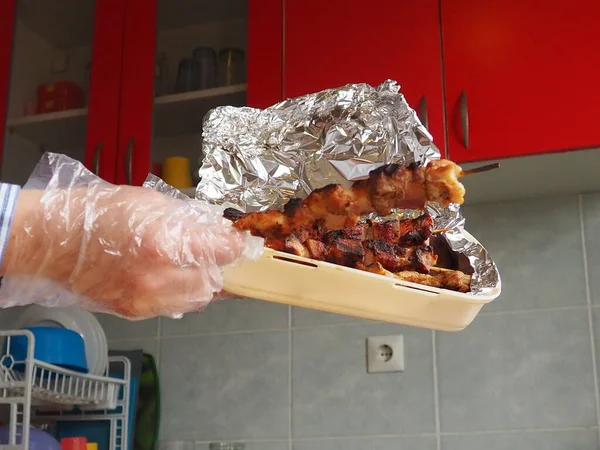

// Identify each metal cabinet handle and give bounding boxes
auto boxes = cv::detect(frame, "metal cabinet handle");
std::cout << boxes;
[418,95,429,130]
[125,137,134,185]
[92,142,103,175]
[459,90,469,149]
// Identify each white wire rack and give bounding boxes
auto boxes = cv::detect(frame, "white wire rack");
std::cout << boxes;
[0,330,131,450]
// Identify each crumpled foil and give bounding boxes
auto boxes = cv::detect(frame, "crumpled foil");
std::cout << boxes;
[194,80,500,296]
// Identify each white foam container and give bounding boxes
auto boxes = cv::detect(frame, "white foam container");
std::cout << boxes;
[223,236,501,332]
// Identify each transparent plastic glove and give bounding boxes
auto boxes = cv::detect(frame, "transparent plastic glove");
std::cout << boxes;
[0,153,264,319]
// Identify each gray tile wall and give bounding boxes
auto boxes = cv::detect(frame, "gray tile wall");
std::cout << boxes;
[4,193,600,449]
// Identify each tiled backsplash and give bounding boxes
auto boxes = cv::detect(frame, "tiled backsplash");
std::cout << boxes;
[2,193,600,450]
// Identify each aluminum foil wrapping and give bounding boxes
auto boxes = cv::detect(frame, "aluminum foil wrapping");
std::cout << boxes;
[195,80,500,296]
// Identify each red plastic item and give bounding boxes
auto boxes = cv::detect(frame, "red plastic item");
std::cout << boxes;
[36,81,85,114]
[61,437,87,450]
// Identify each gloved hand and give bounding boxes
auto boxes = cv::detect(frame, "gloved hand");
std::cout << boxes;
[0,153,263,319]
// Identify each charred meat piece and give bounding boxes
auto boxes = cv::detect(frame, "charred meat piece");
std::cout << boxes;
[230,209,291,238]
[283,235,310,258]
[359,263,471,293]
[305,238,327,260]
[368,213,434,246]
[362,240,437,273]
[265,234,310,258]
[325,238,365,267]
[295,220,328,243]
[223,207,247,222]
[322,223,366,244]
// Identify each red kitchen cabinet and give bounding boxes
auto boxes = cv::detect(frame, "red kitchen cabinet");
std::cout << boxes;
[3,0,600,189]
[0,0,267,189]
[0,0,125,185]
[85,0,126,183]
[442,0,600,163]
[284,0,446,153]
[0,0,16,166]
[115,0,263,187]
[247,0,283,109]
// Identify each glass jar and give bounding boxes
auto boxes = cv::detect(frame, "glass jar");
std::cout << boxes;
[217,48,245,86]
[192,46,217,89]
[175,58,201,93]
[155,52,169,96]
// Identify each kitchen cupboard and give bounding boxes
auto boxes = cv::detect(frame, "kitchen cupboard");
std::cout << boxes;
[0,0,258,188]
[115,0,249,186]
[2,0,600,192]
[0,0,124,184]
[246,0,283,109]
[284,0,446,153]
[282,0,600,163]
[442,0,600,163]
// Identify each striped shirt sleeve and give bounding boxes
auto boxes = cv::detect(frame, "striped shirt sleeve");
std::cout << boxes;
[0,183,20,264]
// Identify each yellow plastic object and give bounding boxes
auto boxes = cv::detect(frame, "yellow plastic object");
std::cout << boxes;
[87,443,98,450]
[162,156,192,189]
[223,231,500,332]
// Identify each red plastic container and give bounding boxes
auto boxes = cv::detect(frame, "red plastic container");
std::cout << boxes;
[61,437,87,450]
[36,81,84,114]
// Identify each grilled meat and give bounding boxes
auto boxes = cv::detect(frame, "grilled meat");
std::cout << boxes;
[222,160,472,293]
[226,159,465,238]
[359,263,471,293]
[268,231,437,275]
[362,240,437,273]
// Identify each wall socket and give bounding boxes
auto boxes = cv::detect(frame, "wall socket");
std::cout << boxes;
[366,335,404,373]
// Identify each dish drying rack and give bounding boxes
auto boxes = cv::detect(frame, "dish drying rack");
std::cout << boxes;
[0,330,131,450]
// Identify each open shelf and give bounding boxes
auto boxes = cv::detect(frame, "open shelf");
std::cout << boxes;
[154,84,247,137]
[6,85,246,151]
[6,108,88,151]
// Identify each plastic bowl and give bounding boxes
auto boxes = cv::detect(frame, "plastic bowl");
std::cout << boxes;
[4,326,88,373]
[0,425,61,450]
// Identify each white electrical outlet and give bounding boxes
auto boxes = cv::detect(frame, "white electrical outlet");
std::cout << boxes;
[366,335,404,373]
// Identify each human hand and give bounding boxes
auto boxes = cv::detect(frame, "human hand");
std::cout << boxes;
[0,154,263,319]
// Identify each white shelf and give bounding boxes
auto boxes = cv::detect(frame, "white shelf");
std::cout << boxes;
[0,330,126,410]
[5,85,246,151]
[3,359,123,409]
[154,84,247,137]
[7,108,88,151]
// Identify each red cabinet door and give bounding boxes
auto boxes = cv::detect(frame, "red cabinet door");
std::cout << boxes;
[0,0,124,185]
[0,0,16,166]
[284,0,446,153]
[117,0,252,187]
[247,0,283,109]
[442,0,600,163]
[85,0,126,182]
[115,0,156,186]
